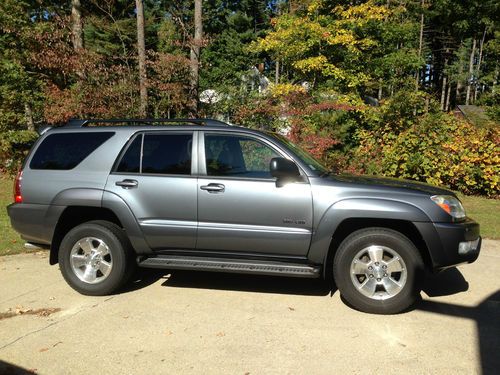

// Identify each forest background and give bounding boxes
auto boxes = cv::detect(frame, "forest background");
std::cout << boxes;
[0,0,498,196]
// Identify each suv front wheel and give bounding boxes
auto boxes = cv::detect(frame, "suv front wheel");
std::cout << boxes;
[58,221,134,295]
[333,228,424,314]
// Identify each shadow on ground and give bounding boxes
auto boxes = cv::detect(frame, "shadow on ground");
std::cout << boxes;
[0,360,36,374]
[162,270,334,296]
[417,267,500,375]
[422,267,469,297]
[416,289,500,375]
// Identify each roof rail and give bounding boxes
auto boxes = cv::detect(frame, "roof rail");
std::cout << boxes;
[66,118,230,127]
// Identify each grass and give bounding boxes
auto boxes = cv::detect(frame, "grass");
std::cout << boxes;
[0,175,27,255]
[459,194,500,240]
[0,175,498,257]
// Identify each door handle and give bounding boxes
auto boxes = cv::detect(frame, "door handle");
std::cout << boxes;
[115,179,138,189]
[200,183,225,193]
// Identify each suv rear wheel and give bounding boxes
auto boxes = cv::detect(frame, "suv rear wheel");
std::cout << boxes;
[58,221,134,295]
[333,228,424,314]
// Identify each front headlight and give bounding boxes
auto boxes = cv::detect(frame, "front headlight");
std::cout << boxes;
[431,195,466,220]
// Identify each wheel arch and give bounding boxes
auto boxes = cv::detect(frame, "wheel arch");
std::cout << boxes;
[321,218,432,279]
[307,198,433,278]
[49,206,123,265]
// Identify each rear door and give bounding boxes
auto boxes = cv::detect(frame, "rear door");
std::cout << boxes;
[196,132,313,256]
[106,131,198,250]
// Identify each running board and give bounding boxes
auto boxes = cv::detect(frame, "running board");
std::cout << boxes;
[138,256,321,278]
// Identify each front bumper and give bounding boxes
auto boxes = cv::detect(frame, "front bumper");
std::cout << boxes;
[414,218,481,270]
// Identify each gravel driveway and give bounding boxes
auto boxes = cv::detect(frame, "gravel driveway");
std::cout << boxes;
[1,240,499,375]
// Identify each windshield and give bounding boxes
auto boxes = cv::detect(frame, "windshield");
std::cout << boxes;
[267,132,329,175]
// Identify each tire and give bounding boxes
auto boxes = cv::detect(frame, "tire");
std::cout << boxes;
[333,228,424,314]
[58,220,135,295]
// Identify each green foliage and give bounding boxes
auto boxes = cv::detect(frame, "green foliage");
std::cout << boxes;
[252,0,392,90]
[351,109,499,197]
[0,0,45,131]
[0,130,38,173]
[477,92,500,124]
[0,0,498,198]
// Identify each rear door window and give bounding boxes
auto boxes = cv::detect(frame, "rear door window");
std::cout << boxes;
[116,133,193,175]
[30,132,114,170]
[116,135,142,173]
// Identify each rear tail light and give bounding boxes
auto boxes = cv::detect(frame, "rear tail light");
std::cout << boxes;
[14,170,23,203]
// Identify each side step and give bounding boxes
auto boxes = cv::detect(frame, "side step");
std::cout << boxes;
[138,255,321,278]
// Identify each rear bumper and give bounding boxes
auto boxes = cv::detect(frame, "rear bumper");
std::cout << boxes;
[415,218,481,270]
[7,203,62,245]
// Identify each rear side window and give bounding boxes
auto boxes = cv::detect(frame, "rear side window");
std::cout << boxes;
[30,132,114,170]
[116,133,192,175]
[116,135,141,173]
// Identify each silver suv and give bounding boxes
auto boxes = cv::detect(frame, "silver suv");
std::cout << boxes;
[7,119,481,314]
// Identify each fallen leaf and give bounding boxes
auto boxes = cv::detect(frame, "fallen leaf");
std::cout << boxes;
[39,348,49,352]
[216,332,225,337]
[288,307,295,311]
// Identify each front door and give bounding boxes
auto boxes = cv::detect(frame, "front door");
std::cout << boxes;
[106,131,197,250]
[197,132,313,256]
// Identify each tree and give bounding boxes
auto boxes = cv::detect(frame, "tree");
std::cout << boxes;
[136,0,148,117]
[71,0,84,51]
[190,0,203,116]
[252,1,392,91]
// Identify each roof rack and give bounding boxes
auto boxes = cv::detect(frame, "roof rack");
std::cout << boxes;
[66,118,230,127]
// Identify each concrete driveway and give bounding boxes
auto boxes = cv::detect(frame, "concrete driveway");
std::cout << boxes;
[0,241,499,375]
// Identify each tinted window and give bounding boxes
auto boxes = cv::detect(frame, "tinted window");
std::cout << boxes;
[116,135,142,173]
[142,134,192,175]
[205,135,279,178]
[30,132,114,170]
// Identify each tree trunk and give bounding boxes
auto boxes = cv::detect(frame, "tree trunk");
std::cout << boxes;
[440,75,447,111]
[136,0,148,117]
[71,0,83,51]
[378,82,383,100]
[440,57,448,111]
[445,82,452,112]
[416,0,424,91]
[24,103,35,131]
[275,60,280,84]
[474,27,487,102]
[455,47,464,105]
[492,68,498,94]
[190,0,203,116]
[465,38,476,105]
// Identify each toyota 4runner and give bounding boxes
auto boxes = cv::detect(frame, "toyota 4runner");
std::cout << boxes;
[7,118,481,314]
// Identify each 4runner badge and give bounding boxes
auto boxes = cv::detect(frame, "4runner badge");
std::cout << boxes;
[283,218,306,225]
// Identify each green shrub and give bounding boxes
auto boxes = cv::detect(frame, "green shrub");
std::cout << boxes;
[0,130,38,173]
[351,112,499,196]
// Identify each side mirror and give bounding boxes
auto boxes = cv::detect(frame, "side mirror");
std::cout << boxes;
[270,157,300,186]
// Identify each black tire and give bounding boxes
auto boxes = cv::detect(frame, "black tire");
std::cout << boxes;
[58,220,135,295]
[333,228,424,314]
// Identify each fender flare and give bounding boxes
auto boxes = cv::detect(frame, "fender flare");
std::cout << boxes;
[45,188,104,243]
[307,198,431,264]
[47,188,151,256]
[102,191,152,254]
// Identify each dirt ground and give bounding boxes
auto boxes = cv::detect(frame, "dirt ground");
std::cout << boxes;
[0,240,499,375]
